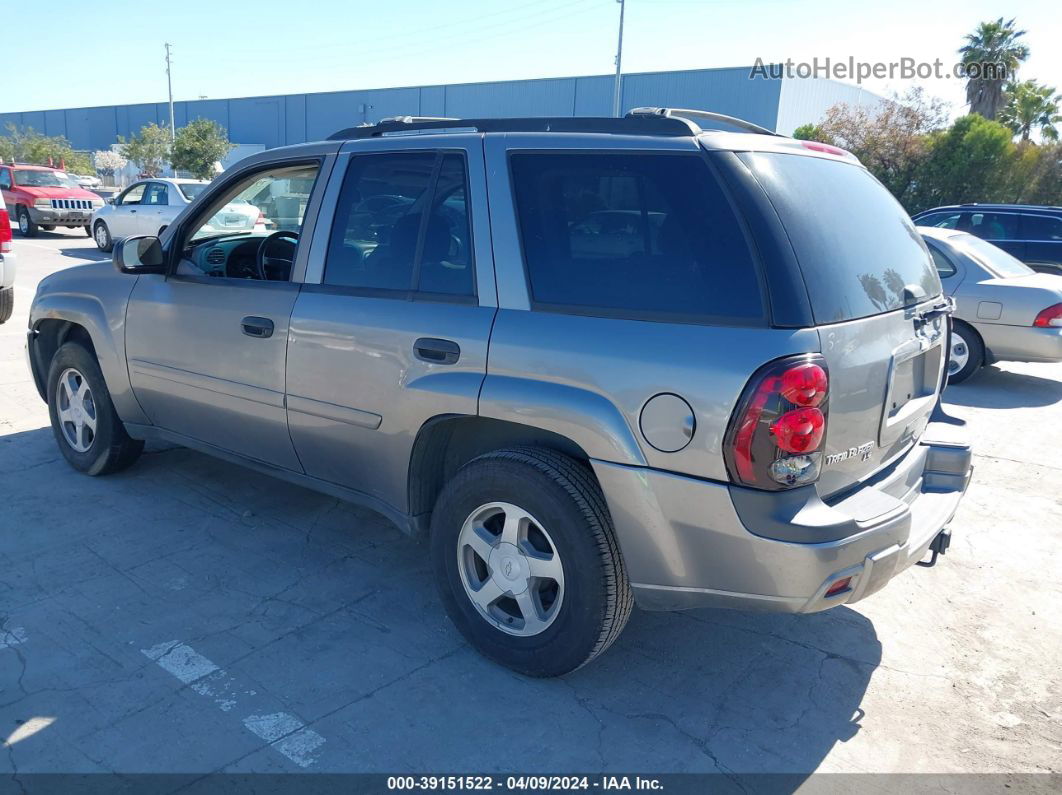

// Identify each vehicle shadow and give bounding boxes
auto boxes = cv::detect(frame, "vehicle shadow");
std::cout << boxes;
[0,426,879,778]
[945,365,1062,409]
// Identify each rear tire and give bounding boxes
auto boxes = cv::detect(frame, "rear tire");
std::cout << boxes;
[93,221,113,252]
[430,447,633,677]
[17,207,38,237]
[947,321,983,384]
[46,342,143,475]
[0,287,12,325]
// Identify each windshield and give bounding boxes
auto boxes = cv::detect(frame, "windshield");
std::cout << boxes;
[177,183,208,201]
[953,233,1036,278]
[740,152,941,323]
[14,169,77,187]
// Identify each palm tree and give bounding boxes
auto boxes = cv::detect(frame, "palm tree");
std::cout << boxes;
[959,17,1029,119]
[1000,80,1062,141]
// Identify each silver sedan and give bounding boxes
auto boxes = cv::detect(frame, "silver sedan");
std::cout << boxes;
[920,226,1062,383]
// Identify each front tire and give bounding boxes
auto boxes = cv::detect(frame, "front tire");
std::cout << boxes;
[84,224,93,237]
[47,342,143,475]
[17,207,38,237]
[947,321,983,384]
[0,287,12,324]
[430,447,633,677]
[93,221,113,252]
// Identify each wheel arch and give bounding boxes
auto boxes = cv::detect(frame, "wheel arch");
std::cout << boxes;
[407,415,597,530]
[29,291,149,424]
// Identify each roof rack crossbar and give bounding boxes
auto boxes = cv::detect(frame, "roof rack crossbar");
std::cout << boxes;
[327,115,700,140]
[626,107,779,136]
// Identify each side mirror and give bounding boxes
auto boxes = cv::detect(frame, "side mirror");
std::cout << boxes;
[106,197,115,205]
[113,235,166,275]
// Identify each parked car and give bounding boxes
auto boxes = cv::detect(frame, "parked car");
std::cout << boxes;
[920,226,1062,382]
[90,178,261,252]
[0,163,103,237]
[72,173,103,190]
[0,190,14,324]
[27,111,972,676]
[913,204,1062,276]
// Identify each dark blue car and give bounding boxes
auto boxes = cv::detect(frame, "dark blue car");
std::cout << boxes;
[912,204,1062,276]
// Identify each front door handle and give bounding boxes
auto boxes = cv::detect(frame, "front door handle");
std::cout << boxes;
[413,337,460,364]
[241,316,274,338]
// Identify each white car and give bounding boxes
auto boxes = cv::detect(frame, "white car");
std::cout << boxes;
[73,174,103,190]
[90,178,260,252]
[0,190,15,323]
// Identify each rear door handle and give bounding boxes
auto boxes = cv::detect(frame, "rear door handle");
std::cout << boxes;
[413,337,460,364]
[241,316,274,338]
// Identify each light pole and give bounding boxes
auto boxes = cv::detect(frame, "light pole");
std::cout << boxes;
[165,43,176,176]
[611,0,626,118]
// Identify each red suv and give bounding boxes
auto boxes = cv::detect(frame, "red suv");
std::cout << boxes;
[0,164,102,237]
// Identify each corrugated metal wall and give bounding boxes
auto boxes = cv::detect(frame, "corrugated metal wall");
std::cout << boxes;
[0,66,870,152]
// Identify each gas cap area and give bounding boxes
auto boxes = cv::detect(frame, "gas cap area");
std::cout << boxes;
[639,393,696,453]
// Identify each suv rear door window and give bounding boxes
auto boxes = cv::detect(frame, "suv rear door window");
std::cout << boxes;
[510,152,763,323]
[1021,214,1062,241]
[740,152,940,323]
[325,152,474,297]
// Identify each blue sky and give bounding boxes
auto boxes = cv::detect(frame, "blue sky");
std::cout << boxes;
[6,0,1060,118]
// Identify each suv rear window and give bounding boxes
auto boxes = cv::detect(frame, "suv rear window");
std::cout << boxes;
[741,152,940,324]
[510,153,763,323]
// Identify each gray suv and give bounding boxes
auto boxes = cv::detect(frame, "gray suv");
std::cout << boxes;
[26,110,972,677]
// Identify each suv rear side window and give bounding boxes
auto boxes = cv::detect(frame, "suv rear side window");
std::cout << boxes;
[325,152,474,298]
[510,153,763,323]
[1021,214,1062,241]
[741,152,940,323]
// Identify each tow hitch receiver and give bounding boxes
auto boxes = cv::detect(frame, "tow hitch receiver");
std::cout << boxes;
[916,528,952,568]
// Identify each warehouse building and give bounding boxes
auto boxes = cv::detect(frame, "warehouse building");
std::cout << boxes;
[0,66,878,152]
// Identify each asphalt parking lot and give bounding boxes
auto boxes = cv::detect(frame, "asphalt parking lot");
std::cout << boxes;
[1,231,1060,779]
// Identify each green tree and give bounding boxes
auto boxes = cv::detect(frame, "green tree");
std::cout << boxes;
[999,80,1061,141]
[959,17,1029,120]
[1005,141,1062,205]
[0,123,91,173]
[813,88,949,209]
[119,123,172,177]
[911,114,1017,211]
[171,119,234,180]
[792,123,824,141]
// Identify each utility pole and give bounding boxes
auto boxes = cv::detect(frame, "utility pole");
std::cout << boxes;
[611,0,626,118]
[165,43,176,176]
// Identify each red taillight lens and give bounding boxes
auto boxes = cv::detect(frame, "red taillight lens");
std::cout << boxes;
[780,362,828,407]
[0,209,12,253]
[725,355,830,490]
[770,407,825,453]
[1033,303,1062,328]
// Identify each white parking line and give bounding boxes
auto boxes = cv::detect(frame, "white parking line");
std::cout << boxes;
[0,626,28,650]
[141,640,326,767]
[244,713,326,768]
[141,640,218,683]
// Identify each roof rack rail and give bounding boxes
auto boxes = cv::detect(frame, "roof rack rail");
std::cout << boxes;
[327,114,700,141]
[626,107,779,136]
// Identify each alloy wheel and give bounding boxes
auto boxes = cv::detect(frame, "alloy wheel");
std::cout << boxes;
[456,502,565,637]
[56,368,97,453]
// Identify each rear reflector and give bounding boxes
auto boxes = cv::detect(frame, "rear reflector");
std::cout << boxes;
[1033,303,1062,328]
[825,577,852,597]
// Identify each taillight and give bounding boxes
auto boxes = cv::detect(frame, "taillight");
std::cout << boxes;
[1033,303,1062,328]
[724,355,830,490]
[0,208,11,254]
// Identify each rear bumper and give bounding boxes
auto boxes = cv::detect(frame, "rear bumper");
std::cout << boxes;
[593,420,971,613]
[978,322,1062,364]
